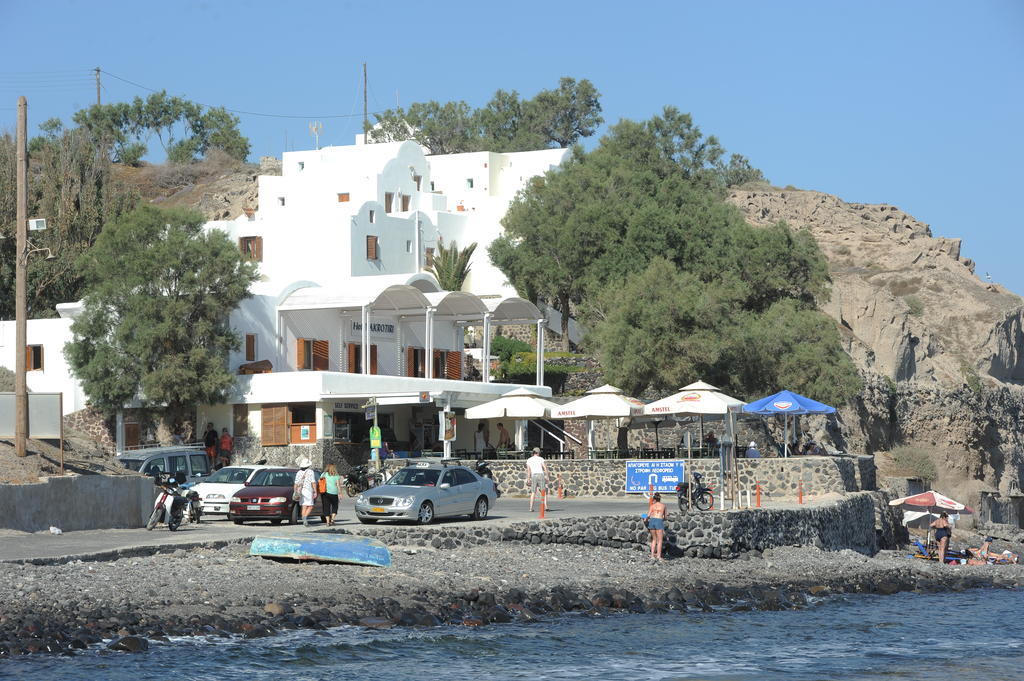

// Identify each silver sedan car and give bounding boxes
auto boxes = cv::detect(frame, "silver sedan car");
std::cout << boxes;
[354,461,497,525]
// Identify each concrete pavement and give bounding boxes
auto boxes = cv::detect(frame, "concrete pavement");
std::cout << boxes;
[0,495,646,564]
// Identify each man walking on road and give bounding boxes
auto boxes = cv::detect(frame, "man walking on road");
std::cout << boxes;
[526,447,548,512]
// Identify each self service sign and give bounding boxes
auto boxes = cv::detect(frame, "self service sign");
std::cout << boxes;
[624,460,686,494]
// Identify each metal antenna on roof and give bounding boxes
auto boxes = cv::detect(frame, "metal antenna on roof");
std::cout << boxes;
[309,121,323,150]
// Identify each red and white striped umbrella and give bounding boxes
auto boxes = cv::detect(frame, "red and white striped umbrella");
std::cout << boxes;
[888,490,973,514]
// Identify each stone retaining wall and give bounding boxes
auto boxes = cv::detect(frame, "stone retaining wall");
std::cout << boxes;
[349,491,881,557]
[383,455,876,499]
[0,475,157,532]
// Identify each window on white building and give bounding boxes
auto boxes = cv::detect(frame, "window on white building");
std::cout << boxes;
[239,236,263,262]
[384,192,395,213]
[278,197,285,206]
[466,178,474,189]
[406,240,412,253]
[338,192,350,202]
[298,162,304,171]
[369,209,376,223]
[413,174,422,191]
[366,235,379,260]
[26,345,43,371]
[245,334,257,362]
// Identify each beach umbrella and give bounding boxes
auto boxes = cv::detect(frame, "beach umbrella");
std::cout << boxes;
[742,389,836,456]
[464,387,558,419]
[551,384,644,456]
[888,490,973,514]
[643,381,745,416]
[465,388,559,450]
[889,490,973,546]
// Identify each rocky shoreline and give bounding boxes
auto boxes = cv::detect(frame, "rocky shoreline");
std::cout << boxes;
[2,527,1022,658]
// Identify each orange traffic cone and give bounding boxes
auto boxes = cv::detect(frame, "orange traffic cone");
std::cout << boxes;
[539,490,547,519]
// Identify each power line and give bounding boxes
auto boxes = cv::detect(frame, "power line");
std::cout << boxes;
[100,69,386,120]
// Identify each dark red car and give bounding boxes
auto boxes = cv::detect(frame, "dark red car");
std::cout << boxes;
[229,467,325,525]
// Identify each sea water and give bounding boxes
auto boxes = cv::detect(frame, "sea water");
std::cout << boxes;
[4,588,1022,681]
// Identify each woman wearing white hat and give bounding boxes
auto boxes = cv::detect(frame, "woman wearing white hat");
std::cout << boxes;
[293,457,318,526]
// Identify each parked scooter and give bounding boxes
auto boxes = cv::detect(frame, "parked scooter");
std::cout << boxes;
[344,465,381,497]
[675,471,714,512]
[475,459,501,497]
[147,475,198,531]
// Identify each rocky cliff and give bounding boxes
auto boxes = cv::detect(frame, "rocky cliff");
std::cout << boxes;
[728,190,1024,505]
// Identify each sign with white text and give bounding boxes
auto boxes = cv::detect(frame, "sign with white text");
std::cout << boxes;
[624,460,685,494]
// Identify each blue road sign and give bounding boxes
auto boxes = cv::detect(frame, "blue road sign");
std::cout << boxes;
[624,460,686,494]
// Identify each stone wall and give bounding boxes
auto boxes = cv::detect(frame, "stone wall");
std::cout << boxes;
[346,491,882,557]
[383,455,876,500]
[232,436,334,469]
[63,408,115,453]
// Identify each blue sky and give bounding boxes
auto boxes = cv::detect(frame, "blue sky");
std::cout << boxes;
[3,0,1022,295]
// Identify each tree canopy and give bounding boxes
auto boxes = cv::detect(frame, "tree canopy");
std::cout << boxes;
[428,239,478,291]
[0,125,138,320]
[492,109,859,404]
[72,91,250,165]
[65,205,258,414]
[369,77,604,153]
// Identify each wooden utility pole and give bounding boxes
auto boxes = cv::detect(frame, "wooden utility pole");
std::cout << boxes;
[15,96,28,457]
[94,67,101,106]
[362,62,368,136]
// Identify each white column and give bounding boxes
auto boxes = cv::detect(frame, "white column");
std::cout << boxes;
[397,316,404,377]
[481,312,492,383]
[535,319,545,386]
[361,305,370,375]
[425,307,435,379]
[515,419,526,450]
[414,214,422,271]
[115,409,125,453]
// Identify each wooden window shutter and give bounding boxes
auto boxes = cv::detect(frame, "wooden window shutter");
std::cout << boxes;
[254,236,263,261]
[312,340,329,371]
[370,344,378,375]
[366,235,378,260]
[347,343,358,373]
[406,347,415,377]
[424,247,434,268]
[39,345,43,371]
[245,334,256,362]
[296,337,306,370]
[401,195,410,211]
[338,192,350,202]
[385,192,394,212]
[446,350,462,380]
[433,349,442,378]
[261,405,288,446]
[24,346,30,370]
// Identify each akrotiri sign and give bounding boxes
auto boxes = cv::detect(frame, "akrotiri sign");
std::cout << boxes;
[0,392,62,438]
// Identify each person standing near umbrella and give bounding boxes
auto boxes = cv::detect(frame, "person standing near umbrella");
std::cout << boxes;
[930,512,952,564]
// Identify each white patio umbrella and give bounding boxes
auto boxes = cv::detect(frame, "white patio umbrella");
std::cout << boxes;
[465,388,558,450]
[643,381,745,416]
[643,381,745,453]
[551,384,645,456]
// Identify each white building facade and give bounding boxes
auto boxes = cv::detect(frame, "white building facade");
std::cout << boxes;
[4,137,569,466]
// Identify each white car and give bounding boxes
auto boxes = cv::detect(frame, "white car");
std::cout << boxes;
[190,465,272,517]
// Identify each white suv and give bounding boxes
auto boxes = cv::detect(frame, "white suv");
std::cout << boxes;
[190,465,272,517]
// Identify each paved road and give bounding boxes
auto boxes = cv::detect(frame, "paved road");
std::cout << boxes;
[0,495,647,564]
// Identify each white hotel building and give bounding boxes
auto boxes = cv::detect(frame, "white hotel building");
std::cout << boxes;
[1,137,570,465]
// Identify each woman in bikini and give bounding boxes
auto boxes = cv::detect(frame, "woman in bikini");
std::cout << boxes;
[647,493,667,561]
[930,512,952,564]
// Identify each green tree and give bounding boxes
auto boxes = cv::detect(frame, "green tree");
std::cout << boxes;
[65,205,258,418]
[494,108,856,402]
[71,92,250,164]
[369,77,604,153]
[429,239,478,291]
[521,77,604,148]
[0,126,138,320]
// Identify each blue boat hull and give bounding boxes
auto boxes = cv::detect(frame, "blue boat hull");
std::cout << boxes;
[250,534,391,567]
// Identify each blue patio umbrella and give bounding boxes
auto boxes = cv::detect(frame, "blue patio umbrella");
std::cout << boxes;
[742,390,836,457]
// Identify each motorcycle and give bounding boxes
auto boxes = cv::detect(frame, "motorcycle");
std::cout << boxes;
[675,471,714,512]
[147,476,199,531]
[344,465,381,497]
[474,459,501,497]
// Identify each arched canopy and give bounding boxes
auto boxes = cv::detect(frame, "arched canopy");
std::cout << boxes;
[425,291,488,320]
[485,296,542,324]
